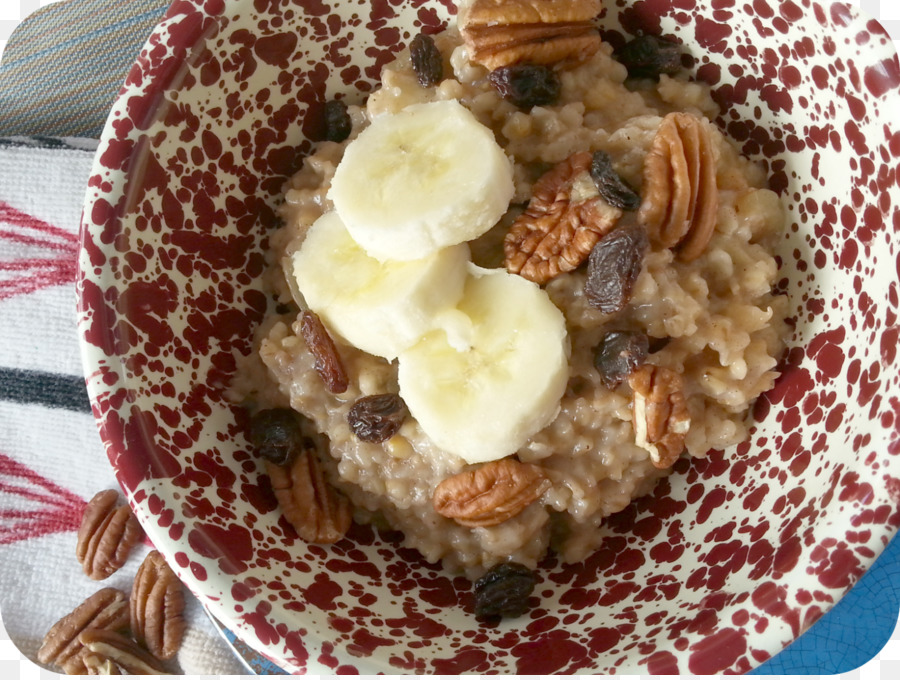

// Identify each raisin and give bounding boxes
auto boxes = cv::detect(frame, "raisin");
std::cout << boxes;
[488,64,561,110]
[584,222,649,314]
[323,99,352,143]
[593,331,649,389]
[300,310,350,394]
[249,408,314,465]
[410,32,443,87]
[474,562,536,619]
[648,336,671,353]
[347,394,409,443]
[616,33,684,80]
[590,151,641,211]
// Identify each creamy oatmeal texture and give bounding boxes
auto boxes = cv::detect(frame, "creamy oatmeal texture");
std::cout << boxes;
[233,17,788,579]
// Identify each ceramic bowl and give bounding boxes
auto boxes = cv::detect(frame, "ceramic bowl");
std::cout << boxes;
[77,0,900,673]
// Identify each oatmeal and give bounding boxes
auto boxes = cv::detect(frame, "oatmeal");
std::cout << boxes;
[232,4,788,582]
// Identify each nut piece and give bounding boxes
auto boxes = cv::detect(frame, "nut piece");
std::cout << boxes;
[505,152,623,284]
[460,0,602,70]
[83,653,122,675]
[78,629,170,675]
[629,365,691,468]
[433,458,551,527]
[76,490,144,580]
[37,588,130,674]
[267,447,352,544]
[638,112,718,261]
[130,551,186,661]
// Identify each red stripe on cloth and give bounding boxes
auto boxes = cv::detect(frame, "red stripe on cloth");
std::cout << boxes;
[0,452,86,544]
[0,200,78,300]
[0,201,78,245]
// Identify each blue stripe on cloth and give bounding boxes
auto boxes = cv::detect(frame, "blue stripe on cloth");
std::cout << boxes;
[0,44,159,132]
[1,9,168,72]
[0,136,98,152]
[0,0,169,137]
[0,368,92,414]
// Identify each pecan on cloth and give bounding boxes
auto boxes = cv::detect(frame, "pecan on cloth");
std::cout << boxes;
[130,550,186,661]
[37,588,130,674]
[76,489,143,581]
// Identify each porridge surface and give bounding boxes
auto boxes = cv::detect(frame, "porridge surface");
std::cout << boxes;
[232,31,788,578]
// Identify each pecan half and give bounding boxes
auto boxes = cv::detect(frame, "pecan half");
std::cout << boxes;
[461,0,602,70]
[130,551,186,661]
[78,629,170,675]
[299,310,349,394]
[638,112,718,261]
[83,653,122,675]
[76,489,143,580]
[37,588,130,674]
[505,151,623,284]
[433,458,551,527]
[267,447,352,544]
[629,365,691,468]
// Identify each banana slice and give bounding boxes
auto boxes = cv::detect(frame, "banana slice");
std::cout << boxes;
[292,211,471,360]
[328,100,515,261]
[397,265,569,464]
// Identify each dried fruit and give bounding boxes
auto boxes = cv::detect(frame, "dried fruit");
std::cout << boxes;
[323,99,352,143]
[37,588,130,674]
[616,33,684,80]
[638,112,718,261]
[593,331,649,389]
[629,364,691,468]
[488,64,560,109]
[130,551,186,661]
[433,458,551,527]
[76,490,143,581]
[300,310,350,394]
[410,32,443,87]
[584,222,649,314]
[267,446,352,544]
[249,407,314,465]
[78,629,170,675]
[474,562,536,619]
[505,151,623,284]
[347,394,409,443]
[590,151,640,211]
[460,0,602,70]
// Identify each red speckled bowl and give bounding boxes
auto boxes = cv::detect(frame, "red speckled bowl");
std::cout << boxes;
[77,0,900,673]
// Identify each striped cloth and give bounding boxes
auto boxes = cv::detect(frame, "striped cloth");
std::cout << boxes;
[0,135,247,675]
[0,0,168,138]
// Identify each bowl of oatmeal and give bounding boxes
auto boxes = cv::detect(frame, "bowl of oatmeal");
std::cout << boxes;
[77,0,900,673]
